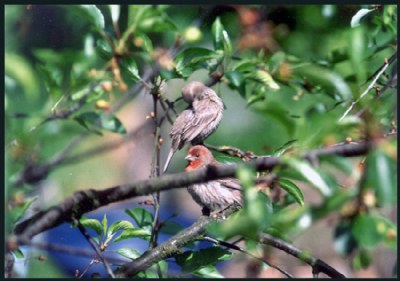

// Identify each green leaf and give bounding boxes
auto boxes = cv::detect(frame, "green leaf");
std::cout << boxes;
[113,228,151,242]
[102,214,108,236]
[334,221,358,256]
[175,47,217,78]
[222,30,232,58]
[365,148,396,206]
[114,248,141,260]
[125,207,153,229]
[273,139,298,157]
[225,71,244,89]
[211,17,232,59]
[36,64,61,96]
[159,221,184,235]
[96,39,113,60]
[320,155,353,175]
[255,70,280,90]
[120,57,140,82]
[278,178,304,206]
[353,248,373,270]
[74,111,127,135]
[11,196,38,223]
[212,17,224,51]
[134,33,153,53]
[193,265,224,278]
[352,214,385,247]
[72,5,105,30]
[109,220,134,235]
[109,5,120,24]
[80,217,102,235]
[292,64,352,101]
[12,248,24,259]
[175,247,232,273]
[351,8,376,27]
[348,26,367,84]
[285,158,332,196]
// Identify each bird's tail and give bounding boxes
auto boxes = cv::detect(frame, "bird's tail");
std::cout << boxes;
[162,149,175,174]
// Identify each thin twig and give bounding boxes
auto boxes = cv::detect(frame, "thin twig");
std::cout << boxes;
[258,233,345,278]
[76,220,115,278]
[203,236,294,278]
[339,58,392,121]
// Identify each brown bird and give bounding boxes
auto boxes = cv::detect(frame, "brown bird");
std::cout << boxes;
[163,81,224,173]
[184,145,243,215]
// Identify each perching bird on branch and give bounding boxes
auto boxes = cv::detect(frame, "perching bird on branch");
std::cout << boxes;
[184,145,243,215]
[163,81,224,173]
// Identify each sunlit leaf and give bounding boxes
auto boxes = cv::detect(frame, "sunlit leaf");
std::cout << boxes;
[351,8,376,27]
[120,57,140,82]
[285,158,332,196]
[109,5,120,24]
[255,70,280,90]
[113,228,151,242]
[73,5,105,30]
[80,217,102,235]
[193,265,224,278]
[109,220,134,235]
[102,214,108,236]
[114,248,141,260]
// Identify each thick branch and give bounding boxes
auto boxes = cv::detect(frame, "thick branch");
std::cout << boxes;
[117,205,239,277]
[14,141,371,240]
[117,204,345,278]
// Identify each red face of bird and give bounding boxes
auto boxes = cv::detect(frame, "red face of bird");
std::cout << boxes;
[182,81,206,103]
[184,145,214,171]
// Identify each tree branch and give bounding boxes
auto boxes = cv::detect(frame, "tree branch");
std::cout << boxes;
[14,141,372,241]
[258,233,345,278]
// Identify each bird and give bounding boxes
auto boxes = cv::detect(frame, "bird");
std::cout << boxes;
[163,81,224,173]
[184,145,243,215]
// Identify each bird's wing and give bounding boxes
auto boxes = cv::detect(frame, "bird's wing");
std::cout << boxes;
[181,101,221,143]
[218,178,243,191]
[170,109,194,150]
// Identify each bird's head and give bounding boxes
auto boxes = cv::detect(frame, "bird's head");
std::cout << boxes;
[182,81,206,103]
[184,145,215,171]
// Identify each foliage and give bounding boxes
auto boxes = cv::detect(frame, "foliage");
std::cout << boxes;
[5,4,397,278]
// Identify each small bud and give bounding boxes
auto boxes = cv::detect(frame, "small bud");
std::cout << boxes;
[119,82,128,92]
[150,112,155,118]
[101,82,113,92]
[89,69,97,77]
[183,26,202,42]
[345,137,352,143]
[158,137,163,145]
[95,99,110,110]
[362,190,376,207]
[387,229,396,240]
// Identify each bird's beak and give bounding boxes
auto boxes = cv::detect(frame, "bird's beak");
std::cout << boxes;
[185,154,195,161]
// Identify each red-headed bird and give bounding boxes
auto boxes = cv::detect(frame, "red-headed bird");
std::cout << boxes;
[184,145,243,214]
